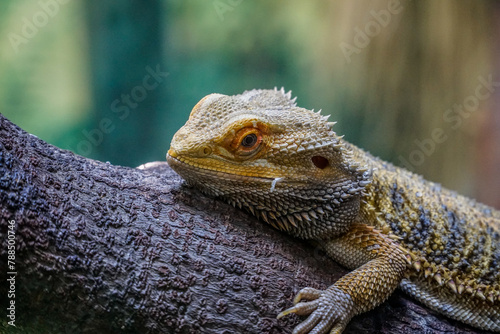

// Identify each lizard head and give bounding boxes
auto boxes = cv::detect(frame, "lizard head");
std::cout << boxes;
[167,88,372,239]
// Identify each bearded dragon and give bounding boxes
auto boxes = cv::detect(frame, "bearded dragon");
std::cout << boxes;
[166,88,500,333]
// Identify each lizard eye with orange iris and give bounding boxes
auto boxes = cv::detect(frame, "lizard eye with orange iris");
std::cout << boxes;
[231,128,263,156]
[241,133,257,147]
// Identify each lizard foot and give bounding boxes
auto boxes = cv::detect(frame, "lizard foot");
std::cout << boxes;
[278,286,354,334]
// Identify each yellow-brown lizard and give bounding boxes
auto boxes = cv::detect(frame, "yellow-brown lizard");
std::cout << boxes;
[166,88,500,333]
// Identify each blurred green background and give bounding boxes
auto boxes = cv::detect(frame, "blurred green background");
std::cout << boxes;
[1,0,499,208]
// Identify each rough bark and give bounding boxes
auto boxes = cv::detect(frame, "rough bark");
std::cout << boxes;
[0,114,485,333]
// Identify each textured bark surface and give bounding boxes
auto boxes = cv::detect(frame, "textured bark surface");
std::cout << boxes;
[0,114,485,333]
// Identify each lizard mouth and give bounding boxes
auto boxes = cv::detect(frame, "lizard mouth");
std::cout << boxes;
[166,153,277,184]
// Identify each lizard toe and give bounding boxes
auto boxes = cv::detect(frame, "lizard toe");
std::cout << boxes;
[278,299,320,318]
[281,286,354,334]
[328,323,348,334]
[291,311,322,334]
[293,287,323,304]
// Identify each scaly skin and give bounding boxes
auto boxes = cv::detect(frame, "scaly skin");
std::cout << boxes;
[167,89,500,333]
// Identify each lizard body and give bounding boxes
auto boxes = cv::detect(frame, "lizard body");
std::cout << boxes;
[167,89,500,333]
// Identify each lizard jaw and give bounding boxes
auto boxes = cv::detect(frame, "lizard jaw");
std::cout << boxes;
[167,152,359,239]
[166,153,279,187]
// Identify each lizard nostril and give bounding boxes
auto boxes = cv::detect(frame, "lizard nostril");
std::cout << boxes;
[312,156,329,169]
[201,146,212,156]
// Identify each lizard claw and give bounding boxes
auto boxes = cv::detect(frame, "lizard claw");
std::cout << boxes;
[277,299,320,319]
[278,286,354,334]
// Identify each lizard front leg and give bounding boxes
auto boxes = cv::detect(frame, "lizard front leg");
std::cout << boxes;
[279,224,408,334]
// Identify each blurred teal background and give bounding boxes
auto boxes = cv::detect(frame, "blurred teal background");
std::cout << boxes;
[1,0,499,208]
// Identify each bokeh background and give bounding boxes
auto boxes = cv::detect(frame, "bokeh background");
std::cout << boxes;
[1,0,499,208]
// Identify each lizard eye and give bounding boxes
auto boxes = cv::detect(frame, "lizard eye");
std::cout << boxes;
[231,127,263,156]
[241,133,257,147]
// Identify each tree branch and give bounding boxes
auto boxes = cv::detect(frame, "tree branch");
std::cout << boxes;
[0,115,483,333]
